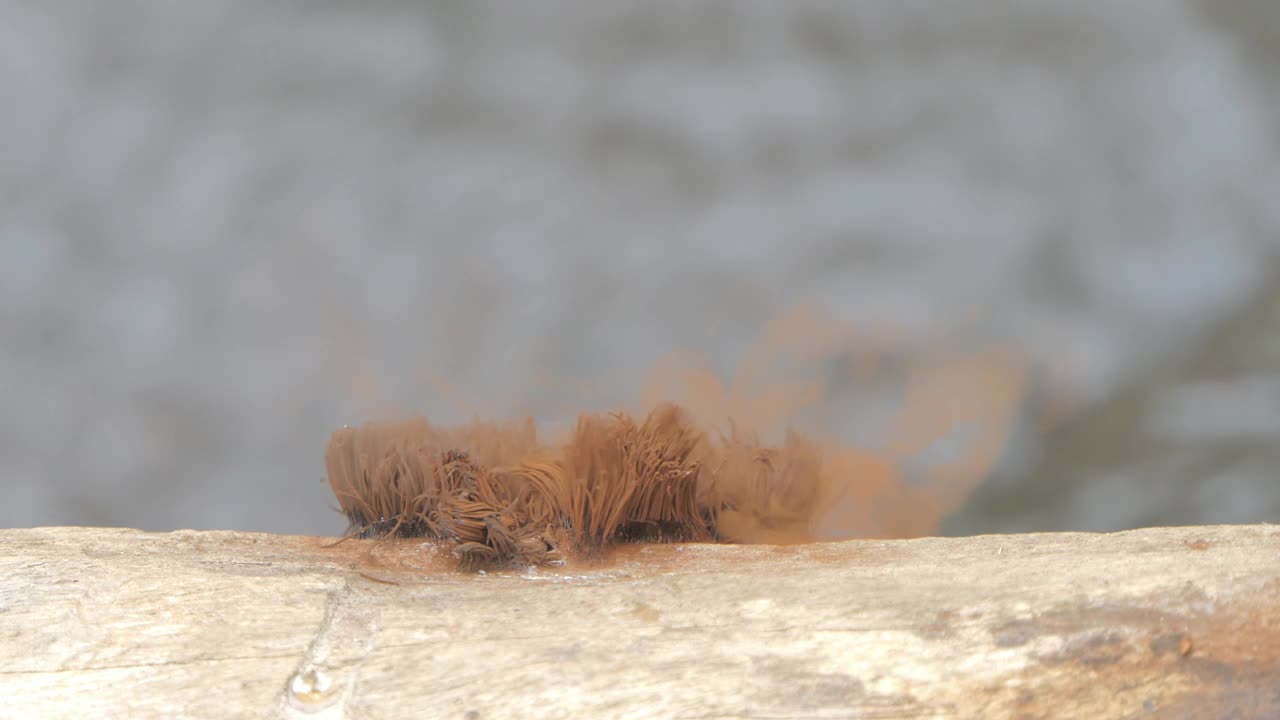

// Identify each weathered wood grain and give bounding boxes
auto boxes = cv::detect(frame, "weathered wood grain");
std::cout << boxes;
[2,525,1278,719]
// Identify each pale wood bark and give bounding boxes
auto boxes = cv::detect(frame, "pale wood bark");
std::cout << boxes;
[2,525,1278,719]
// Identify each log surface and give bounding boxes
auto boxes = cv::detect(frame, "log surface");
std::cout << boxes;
[2,525,1279,719]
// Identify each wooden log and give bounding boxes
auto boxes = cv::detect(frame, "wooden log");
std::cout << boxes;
[2,525,1278,719]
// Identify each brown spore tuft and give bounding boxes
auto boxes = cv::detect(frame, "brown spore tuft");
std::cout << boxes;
[325,305,1028,570]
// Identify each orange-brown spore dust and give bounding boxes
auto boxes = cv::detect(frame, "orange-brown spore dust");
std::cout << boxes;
[325,305,1027,569]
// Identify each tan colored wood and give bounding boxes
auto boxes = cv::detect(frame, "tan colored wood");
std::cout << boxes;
[2,525,1278,719]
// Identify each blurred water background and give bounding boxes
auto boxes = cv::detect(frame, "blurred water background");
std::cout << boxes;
[2,1,1278,537]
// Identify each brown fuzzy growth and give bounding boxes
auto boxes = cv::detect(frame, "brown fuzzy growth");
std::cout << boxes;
[325,309,1026,570]
[323,343,1028,570]
[324,403,833,569]
[706,428,830,545]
